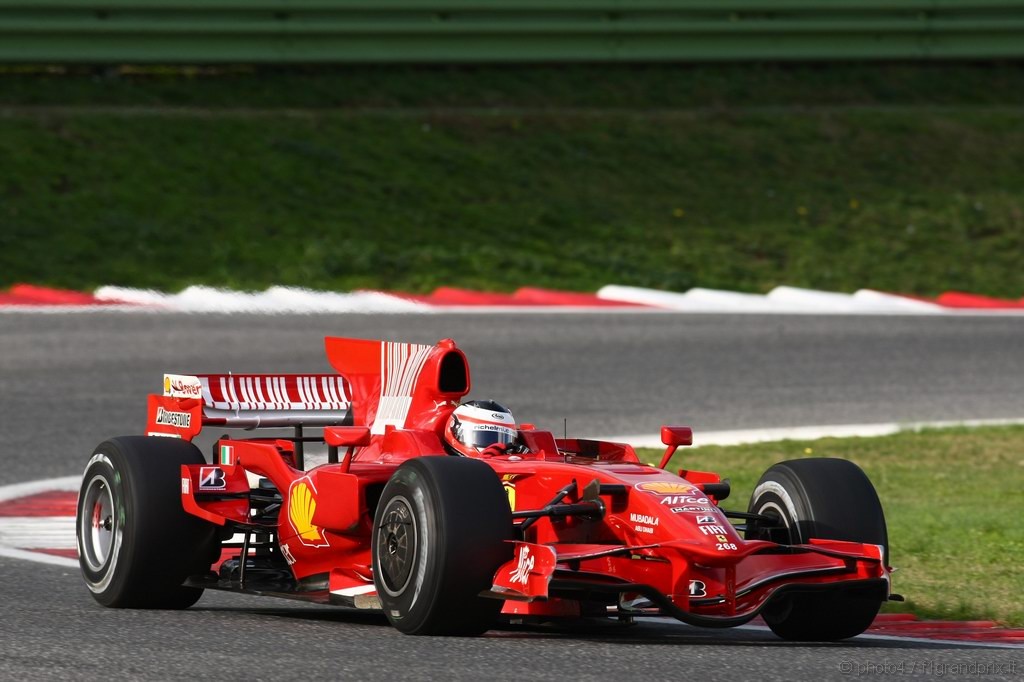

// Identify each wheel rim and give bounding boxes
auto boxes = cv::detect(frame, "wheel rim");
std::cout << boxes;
[376,496,417,596]
[80,474,117,572]
[754,500,793,545]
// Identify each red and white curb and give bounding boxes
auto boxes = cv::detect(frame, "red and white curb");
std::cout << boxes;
[0,475,79,568]
[3,283,1024,314]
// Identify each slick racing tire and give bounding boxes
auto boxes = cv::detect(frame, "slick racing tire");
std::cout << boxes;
[372,456,513,636]
[76,436,219,609]
[746,457,888,642]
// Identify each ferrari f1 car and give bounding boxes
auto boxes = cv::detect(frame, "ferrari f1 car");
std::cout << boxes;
[76,337,896,639]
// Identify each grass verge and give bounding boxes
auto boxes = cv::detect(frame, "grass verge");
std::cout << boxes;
[637,425,1024,627]
[2,64,1024,296]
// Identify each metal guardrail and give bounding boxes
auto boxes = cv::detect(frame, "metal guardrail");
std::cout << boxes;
[0,1,1023,63]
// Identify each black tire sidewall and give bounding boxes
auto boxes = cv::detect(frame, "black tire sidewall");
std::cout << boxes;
[748,458,888,563]
[372,457,512,635]
[373,466,443,632]
[746,457,888,641]
[76,436,215,608]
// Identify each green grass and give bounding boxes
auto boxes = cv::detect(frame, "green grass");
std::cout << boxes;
[636,425,1024,627]
[6,63,1024,109]
[2,64,1024,296]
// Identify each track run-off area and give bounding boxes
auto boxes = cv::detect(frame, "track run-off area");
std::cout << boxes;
[1,311,1022,680]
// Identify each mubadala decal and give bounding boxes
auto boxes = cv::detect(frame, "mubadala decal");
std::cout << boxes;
[155,407,191,428]
[629,513,659,527]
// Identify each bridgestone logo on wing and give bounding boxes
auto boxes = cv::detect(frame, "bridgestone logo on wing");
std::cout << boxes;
[155,407,191,428]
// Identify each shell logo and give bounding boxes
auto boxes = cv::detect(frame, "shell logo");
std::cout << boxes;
[636,481,697,495]
[289,480,329,548]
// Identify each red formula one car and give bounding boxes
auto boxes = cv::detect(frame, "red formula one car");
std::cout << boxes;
[76,337,896,639]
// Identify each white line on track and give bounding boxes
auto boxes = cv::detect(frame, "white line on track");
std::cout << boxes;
[609,417,1024,449]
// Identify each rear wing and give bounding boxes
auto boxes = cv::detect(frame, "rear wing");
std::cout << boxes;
[145,337,471,440]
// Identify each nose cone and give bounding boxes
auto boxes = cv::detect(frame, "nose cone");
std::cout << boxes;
[627,480,742,551]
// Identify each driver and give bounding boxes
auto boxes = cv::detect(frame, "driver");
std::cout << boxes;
[442,400,522,457]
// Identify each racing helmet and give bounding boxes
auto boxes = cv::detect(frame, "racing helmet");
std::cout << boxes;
[443,400,518,457]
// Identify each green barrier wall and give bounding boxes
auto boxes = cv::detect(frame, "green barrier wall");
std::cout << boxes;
[1,1,1023,63]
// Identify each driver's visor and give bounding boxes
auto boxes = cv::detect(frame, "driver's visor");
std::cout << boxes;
[464,425,518,450]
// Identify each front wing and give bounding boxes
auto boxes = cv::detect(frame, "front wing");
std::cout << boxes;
[487,538,889,627]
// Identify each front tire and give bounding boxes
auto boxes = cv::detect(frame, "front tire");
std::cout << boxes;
[76,436,218,608]
[372,457,513,635]
[747,457,888,641]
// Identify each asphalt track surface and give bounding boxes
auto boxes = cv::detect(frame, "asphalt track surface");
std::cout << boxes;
[1,312,1022,680]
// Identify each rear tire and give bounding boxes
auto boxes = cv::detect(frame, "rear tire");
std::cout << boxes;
[76,436,218,608]
[372,456,513,635]
[746,457,887,641]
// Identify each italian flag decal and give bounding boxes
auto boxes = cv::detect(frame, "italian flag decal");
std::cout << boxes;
[219,445,234,465]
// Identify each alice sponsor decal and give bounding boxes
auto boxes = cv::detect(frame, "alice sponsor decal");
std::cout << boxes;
[660,495,710,506]
[163,374,203,399]
[289,479,329,548]
[509,545,534,586]
[155,407,191,428]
